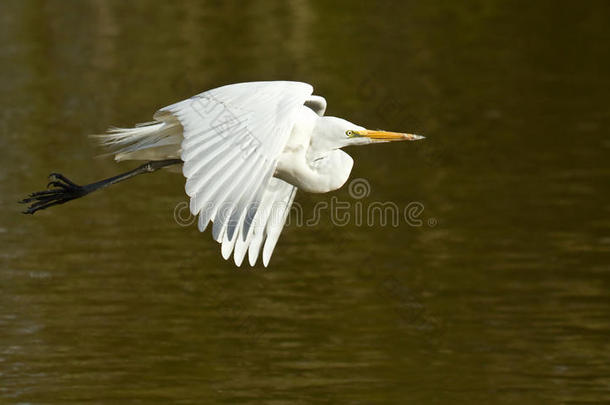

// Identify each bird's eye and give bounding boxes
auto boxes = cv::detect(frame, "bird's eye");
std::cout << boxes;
[346,130,353,137]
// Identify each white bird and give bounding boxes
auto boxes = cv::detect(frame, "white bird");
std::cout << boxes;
[21,81,424,266]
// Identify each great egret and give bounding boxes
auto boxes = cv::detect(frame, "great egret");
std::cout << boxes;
[21,81,424,266]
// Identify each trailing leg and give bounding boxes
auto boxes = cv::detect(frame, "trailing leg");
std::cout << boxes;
[20,159,182,214]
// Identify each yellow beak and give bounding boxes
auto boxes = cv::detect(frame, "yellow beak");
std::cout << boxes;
[354,129,425,142]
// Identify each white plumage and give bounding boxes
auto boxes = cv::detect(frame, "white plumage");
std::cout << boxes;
[95,81,424,267]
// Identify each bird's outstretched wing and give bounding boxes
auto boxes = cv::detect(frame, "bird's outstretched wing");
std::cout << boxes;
[156,81,312,266]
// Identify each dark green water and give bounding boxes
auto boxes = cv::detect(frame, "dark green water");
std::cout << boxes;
[1,1,609,403]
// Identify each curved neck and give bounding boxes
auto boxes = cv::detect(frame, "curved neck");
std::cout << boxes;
[276,150,353,194]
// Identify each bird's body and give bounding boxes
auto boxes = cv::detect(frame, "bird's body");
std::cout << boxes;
[276,106,355,193]
[22,81,423,267]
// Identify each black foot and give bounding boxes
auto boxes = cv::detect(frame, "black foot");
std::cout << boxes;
[19,173,89,214]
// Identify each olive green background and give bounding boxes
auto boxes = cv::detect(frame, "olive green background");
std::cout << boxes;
[1,0,608,403]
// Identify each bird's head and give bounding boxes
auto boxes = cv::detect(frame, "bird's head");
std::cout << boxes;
[312,116,424,153]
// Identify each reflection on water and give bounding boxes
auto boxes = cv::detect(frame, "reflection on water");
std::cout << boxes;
[1,0,609,403]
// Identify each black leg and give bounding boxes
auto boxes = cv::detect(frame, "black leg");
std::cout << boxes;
[20,159,182,215]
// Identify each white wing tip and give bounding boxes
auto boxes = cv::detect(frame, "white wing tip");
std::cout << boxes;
[262,250,271,267]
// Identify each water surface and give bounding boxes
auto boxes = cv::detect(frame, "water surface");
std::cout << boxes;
[1,1,609,403]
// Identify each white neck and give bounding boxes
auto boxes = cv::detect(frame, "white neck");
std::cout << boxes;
[273,106,357,193]
[275,149,353,193]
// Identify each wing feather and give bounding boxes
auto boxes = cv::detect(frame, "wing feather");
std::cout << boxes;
[246,179,296,266]
[159,81,312,266]
[182,134,225,171]
[200,156,263,235]
[186,145,241,203]
[211,158,268,241]
[262,185,297,267]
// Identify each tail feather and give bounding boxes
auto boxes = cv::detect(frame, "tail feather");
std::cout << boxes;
[92,118,183,162]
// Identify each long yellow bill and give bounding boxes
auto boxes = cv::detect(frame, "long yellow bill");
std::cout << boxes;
[354,129,425,142]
